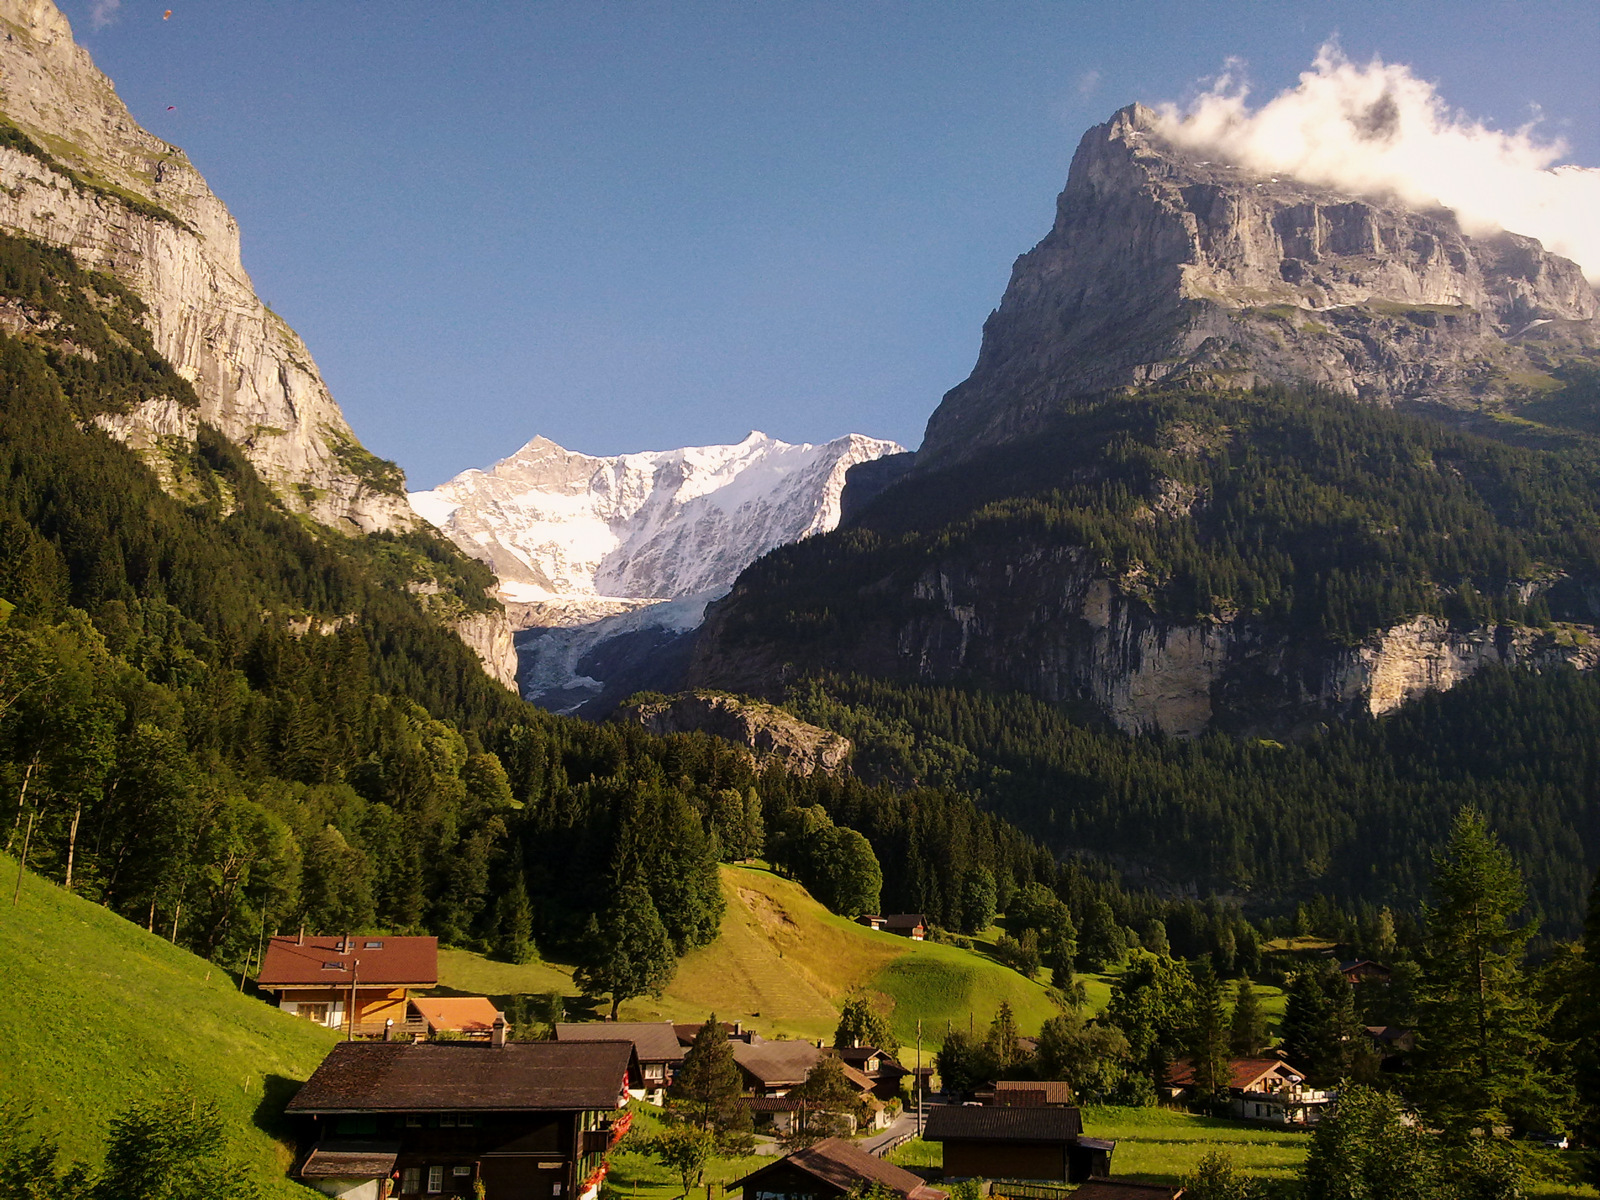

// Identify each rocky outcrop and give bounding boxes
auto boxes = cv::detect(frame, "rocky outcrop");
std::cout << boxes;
[450,611,520,692]
[0,0,413,534]
[919,104,1600,469]
[615,692,851,775]
[692,537,1600,737]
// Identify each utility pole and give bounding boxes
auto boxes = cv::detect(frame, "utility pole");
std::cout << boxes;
[915,1019,923,1137]
[347,957,360,1041]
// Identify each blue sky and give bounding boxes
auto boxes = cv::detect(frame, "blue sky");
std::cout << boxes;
[65,1,1600,488]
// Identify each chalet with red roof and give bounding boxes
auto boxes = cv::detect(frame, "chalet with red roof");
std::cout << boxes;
[257,934,438,1035]
[1165,1057,1333,1124]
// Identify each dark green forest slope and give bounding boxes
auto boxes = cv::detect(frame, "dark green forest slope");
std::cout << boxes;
[0,233,1052,969]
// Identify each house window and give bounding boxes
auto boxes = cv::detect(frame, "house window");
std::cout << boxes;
[427,1165,444,1194]
[453,1167,473,1178]
[365,940,385,949]
[322,961,345,970]
[297,1003,330,1025]
[406,1115,423,1127]
[401,1168,422,1194]
[440,1115,456,1128]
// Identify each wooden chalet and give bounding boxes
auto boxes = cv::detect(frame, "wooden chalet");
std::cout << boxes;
[1339,959,1393,985]
[921,1105,1113,1184]
[836,1044,912,1101]
[732,1138,947,1200]
[408,998,504,1040]
[1165,1058,1333,1125]
[984,1079,1075,1107]
[556,1022,686,1104]
[287,1031,637,1200]
[731,1037,824,1097]
[258,934,438,1035]
[883,914,927,940]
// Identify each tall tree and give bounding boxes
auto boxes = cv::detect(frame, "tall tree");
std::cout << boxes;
[1229,979,1269,1058]
[1413,808,1566,1134]
[573,882,677,1021]
[958,866,997,934]
[668,1014,752,1150]
[1186,960,1232,1103]
[1299,1085,1440,1200]
[1105,953,1196,1084]
[1035,1012,1130,1096]
[986,1001,1024,1072]
[834,993,899,1056]
[1077,899,1126,972]
[785,1056,867,1148]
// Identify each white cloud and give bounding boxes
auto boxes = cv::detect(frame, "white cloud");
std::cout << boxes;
[1154,44,1600,281]
[88,0,120,29]
[1076,69,1102,99]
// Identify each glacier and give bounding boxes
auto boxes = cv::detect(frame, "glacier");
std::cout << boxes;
[409,430,904,712]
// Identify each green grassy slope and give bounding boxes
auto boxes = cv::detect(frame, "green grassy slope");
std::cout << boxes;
[0,859,337,1196]
[437,866,1065,1048]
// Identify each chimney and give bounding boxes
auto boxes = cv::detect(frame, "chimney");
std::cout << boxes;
[491,1015,507,1048]
[297,924,305,946]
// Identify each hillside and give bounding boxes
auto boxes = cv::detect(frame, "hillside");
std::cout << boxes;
[437,865,1066,1048]
[0,858,336,1195]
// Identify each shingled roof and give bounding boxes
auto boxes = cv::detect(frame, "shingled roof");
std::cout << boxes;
[557,1022,686,1064]
[992,1079,1073,1106]
[257,935,437,988]
[732,1038,823,1087]
[287,1040,633,1113]
[299,1141,401,1180]
[733,1138,946,1200]
[922,1105,1084,1142]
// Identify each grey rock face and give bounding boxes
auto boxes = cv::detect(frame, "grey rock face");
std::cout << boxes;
[919,104,1600,469]
[614,692,851,776]
[0,0,413,534]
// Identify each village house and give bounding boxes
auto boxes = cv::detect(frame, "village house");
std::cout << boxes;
[835,1044,916,1102]
[981,1080,1075,1108]
[922,1105,1114,1183]
[407,998,504,1041]
[1339,960,1393,985]
[556,1022,686,1105]
[856,914,927,939]
[729,1037,887,1134]
[287,1027,636,1200]
[1165,1058,1334,1125]
[732,1138,947,1200]
[257,934,438,1034]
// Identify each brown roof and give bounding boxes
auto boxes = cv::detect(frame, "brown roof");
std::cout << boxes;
[287,1040,633,1113]
[923,1105,1084,1143]
[557,1022,686,1065]
[1166,1057,1302,1092]
[992,1080,1074,1106]
[734,1138,946,1200]
[299,1141,400,1180]
[409,997,502,1033]
[733,1039,823,1087]
[883,914,927,930]
[1068,1182,1182,1200]
[675,1021,738,1046]
[258,935,437,988]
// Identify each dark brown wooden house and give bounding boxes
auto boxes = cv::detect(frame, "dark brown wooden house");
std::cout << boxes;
[836,1045,910,1101]
[732,1137,947,1200]
[921,1105,1113,1183]
[556,1022,686,1104]
[287,1034,636,1200]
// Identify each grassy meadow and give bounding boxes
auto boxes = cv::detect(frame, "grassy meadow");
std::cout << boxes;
[0,855,336,1197]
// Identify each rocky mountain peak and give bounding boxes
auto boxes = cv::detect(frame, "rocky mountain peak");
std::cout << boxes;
[918,102,1600,468]
[0,0,414,534]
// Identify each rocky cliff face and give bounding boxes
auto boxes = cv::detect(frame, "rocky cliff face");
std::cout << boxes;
[614,692,851,776]
[692,536,1600,737]
[920,104,1600,469]
[0,0,413,534]
[410,430,903,713]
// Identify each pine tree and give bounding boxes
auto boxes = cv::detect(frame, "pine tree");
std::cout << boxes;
[573,882,677,1021]
[1229,978,1269,1058]
[959,866,997,934]
[1279,971,1335,1078]
[1414,807,1565,1134]
[492,873,535,964]
[986,1001,1023,1071]
[1186,961,1232,1103]
[668,1014,752,1148]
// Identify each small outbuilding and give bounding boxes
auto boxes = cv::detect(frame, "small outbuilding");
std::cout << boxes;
[732,1137,947,1200]
[922,1104,1112,1183]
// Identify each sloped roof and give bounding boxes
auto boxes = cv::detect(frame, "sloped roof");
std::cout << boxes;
[733,1138,946,1200]
[557,1022,686,1064]
[992,1080,1073,1106]
[923,1105,1083,1143]
[883,914,927,930]
[733,1038,823,1087]
[299,1141,400,1180]
[409,997,502,1033]
[1069,1181,1181,1200]
[1166,1057,1302,1092]
[258,935,437,988]
[287,1040,633,1113]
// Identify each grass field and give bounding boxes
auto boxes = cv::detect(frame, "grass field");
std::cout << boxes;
[0,857,336,1197]
[436,866,1066,1049]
